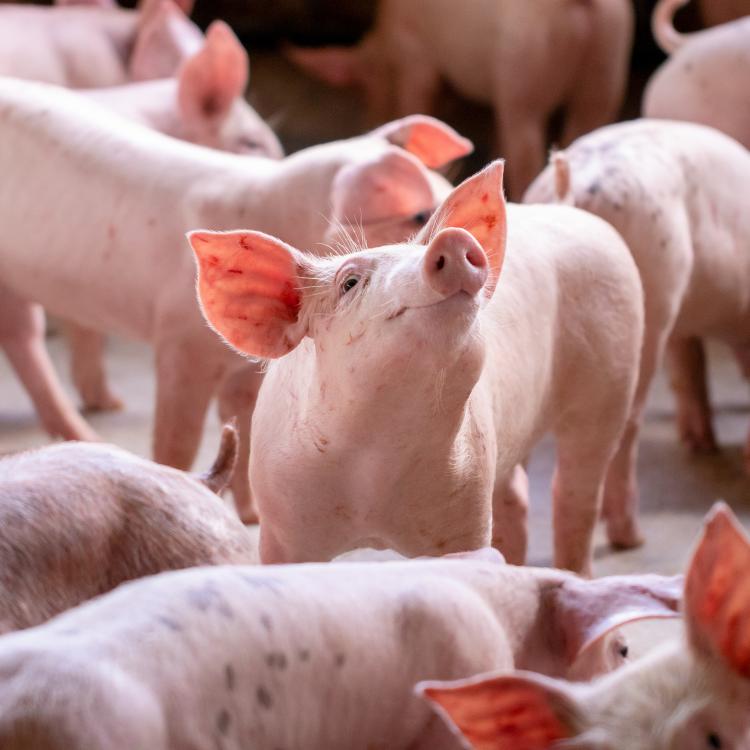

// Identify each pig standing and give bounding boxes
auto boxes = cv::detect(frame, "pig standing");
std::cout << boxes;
[192,162,644,574]
[420,503,750,750]
[644,0,750,150]
[0,423,257,634]
[287,0,633,197]
[525,119,750,550]
[0,549,680,749]
[0,76,471,521]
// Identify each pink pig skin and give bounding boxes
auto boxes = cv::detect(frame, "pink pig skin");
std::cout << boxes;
[525,119,750,550]
[0,423,256,634]
[193,162,644,575]
[420,504,750,750]
[644,0,750,151]
[0,77,471,521]
[0,550,680,749]
[0,0,201,88]
[287,0,633,198]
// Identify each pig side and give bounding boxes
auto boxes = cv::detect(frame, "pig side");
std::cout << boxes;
[0,0,201,87]
[0,551,680,749]
[0,423,256,634]
[0,76,471,521]
[420,503,750,750]
[287,0,633,197]
[525,119,750,549]
[193,162,644,575]
[644,0,750,150]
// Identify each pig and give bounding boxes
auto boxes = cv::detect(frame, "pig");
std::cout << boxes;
[699,0,750,26]
[0,548,680,749]
[644,0,750,150]
[419,503,750,750]
[524,119,750,551]
[287,0,634,198]
[0,75,472,521]
[0,422,257,634]
[0,0,201,88]
[191,160,644,574]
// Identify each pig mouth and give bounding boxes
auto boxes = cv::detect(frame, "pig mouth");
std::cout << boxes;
[386,291,476,321]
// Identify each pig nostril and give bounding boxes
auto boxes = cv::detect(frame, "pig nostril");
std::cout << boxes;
[436,255,445,271]
[465,247,486,269]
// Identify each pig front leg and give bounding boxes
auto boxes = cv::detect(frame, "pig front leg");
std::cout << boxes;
[494,107,547,200]
[217,363,265,524]
[0,287,98,441]
[491,464,529,565]
[152,336,229,471]
[65,322,124,412]
[666,336,718,455]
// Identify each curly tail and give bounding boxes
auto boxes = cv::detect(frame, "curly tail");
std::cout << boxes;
[652,0,693,55]
[197,420,238,495]
[551,151,575,206]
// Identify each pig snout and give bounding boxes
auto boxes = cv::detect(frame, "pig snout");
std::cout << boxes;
[422,228,488,299]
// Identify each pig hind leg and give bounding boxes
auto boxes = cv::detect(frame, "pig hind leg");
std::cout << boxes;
[65,322,124,412]
[0,287,97,441]
[491,464,530,565]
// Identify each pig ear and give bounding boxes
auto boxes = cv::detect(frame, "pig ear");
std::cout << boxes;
[685,502,750,677]
[418,671,583,750]
[284,44,364,87]
[552,573,684,663]
[178,21,249,122]
[129,0,202,81]
[418,161,507,297]
[373,115,474,169]
[188,230,307,359]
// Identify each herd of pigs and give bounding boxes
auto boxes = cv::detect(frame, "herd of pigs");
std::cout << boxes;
[0,0,749,746]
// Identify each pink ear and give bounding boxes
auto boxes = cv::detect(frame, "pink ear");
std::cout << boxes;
[685,502,750,677]
[129,0,202,81]
[284,44,363,87]
[188,230,306,359]
[553,573,683,663]
[417,161,507,297]
[419,672,581,750]
[373,115,474,169]
[178,20,249,121]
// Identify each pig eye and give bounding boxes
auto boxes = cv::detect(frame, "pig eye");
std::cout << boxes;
[340,275,360,295]
[412,210,433,226]
[707,733,722,749]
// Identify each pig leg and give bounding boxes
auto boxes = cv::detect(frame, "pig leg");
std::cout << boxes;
[152,337,228,470]
[0,288,98,441]
[666,336,718,454]
[393,63,440,119]
[491,464,529,565]
[494,106,547,200]
[217,363,264,524]
[732,342,750,473]
[65,322,124,412]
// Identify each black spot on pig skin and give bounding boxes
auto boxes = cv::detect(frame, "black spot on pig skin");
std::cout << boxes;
[260,613,273,631]
[158,616,182,632]
[298,649,310,662]
[216,709,231,735]
[225,664,236,691]
[257,685,273,709]
[334,653,346,668]
[266,652,288,670]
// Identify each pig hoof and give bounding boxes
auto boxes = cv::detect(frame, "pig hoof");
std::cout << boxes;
[678,422,718,455]
[606,518,645,551]
[82,393,125,413]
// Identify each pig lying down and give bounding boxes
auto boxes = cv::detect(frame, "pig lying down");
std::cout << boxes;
[525,119,750,549]
[0,75,470,521]
[644,0,750,150]
[288,0,634,197]
[193,162,644,574]
[0,549,679,749]
[420,503,750,750]
[0,423,254,634]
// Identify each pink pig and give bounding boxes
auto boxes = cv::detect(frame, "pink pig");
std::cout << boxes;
[698,0,750,26]
[287,0,633,197]
[0,549,680,749]
[525,119,750,550]
[192,161,644,575]
[644,0,750,150]
[0,0,201,88]
[0,423,256,634]
[0,76,471,518]
[420,503,750,750]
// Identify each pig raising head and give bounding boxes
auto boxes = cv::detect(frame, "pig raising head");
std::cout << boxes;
[418,503,750,750]
[190,161,505,420]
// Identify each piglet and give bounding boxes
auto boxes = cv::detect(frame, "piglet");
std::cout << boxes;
[644,0,750,150]
[192,160,644,574]
[525,119,750,551]
[420,503,750,750]
[0,423,256,634]
[0,548,680,749]
[287,0,633,196]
